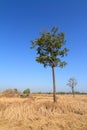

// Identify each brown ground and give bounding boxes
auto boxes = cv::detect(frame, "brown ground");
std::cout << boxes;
[0,94,87,130]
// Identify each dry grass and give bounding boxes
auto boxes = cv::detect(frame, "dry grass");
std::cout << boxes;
[0,94,87,130]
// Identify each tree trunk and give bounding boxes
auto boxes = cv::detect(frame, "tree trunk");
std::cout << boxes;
[72,87,75,97]
[52,66,57,102]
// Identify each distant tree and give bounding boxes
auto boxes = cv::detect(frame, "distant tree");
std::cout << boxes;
[67,77,77,97]
[31,26,68,102]
[2,88,20,97]
[3,88,19,94]
[23,88,30,94]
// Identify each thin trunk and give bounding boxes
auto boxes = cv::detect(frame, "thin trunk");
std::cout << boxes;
[72,87,75,97]
[52,66,57,102]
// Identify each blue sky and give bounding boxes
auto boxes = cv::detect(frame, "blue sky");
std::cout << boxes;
[0,0,87,92]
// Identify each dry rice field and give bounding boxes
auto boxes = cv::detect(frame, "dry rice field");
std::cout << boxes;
[0,94,87,130]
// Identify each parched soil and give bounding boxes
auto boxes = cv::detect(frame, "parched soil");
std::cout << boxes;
[0,94,87,130]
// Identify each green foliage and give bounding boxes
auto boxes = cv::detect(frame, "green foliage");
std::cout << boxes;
[31,26,68,68]
[23,88,30,94]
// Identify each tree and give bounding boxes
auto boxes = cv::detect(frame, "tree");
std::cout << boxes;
[67,77,77,97]
[31,26,68,102]
[23,88,30,94]
[2,88,20,97]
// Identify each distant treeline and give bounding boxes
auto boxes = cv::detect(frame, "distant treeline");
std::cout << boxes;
[0,89,87,95]
[32,91,87,94]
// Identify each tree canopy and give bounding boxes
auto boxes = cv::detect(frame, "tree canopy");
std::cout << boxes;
[67,77,77,88]
[31,27,68,68]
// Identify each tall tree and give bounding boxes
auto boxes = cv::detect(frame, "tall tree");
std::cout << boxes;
[31,26,68,102]
[67,77,77,97]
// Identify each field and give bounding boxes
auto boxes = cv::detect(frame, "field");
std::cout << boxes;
[0,94,87,130]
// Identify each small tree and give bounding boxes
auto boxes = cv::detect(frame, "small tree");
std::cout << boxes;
[23,88,30,94]
[67,77,77,97]
[31,26,68,102]
[2,88,20,97]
